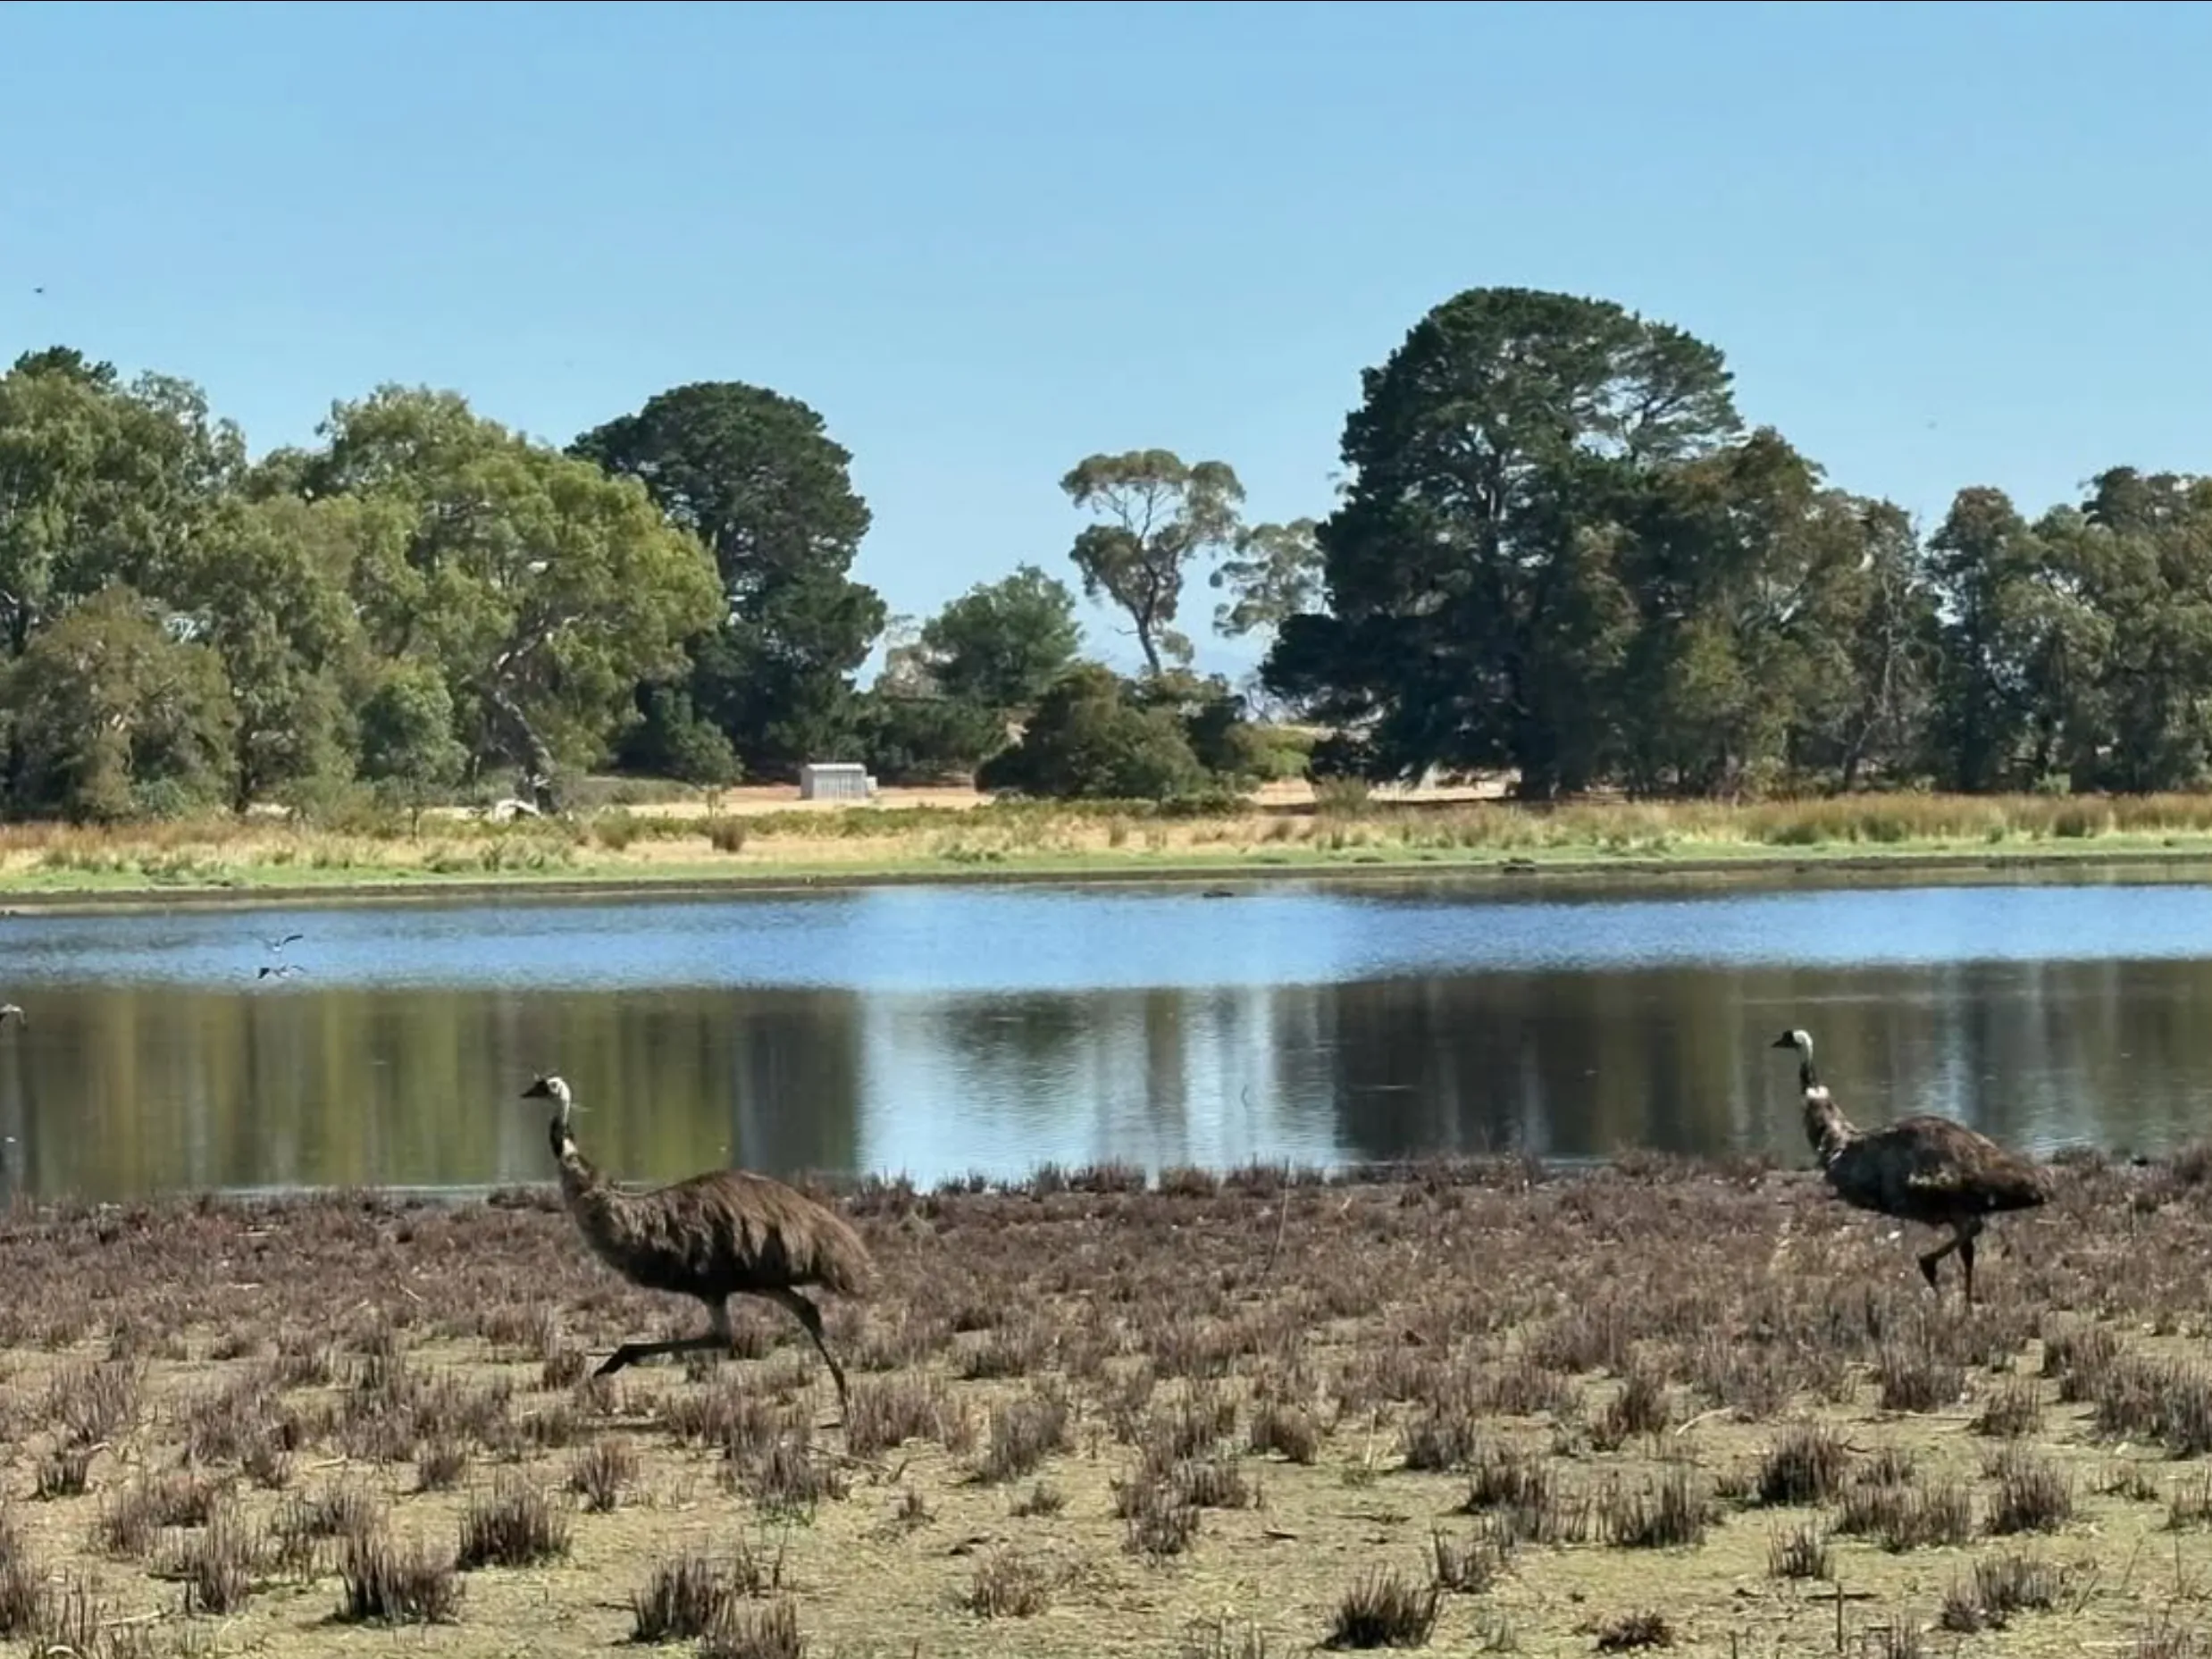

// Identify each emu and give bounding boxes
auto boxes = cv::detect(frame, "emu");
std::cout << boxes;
[522,1074,871,1414]
[1771,1027,2049,1307]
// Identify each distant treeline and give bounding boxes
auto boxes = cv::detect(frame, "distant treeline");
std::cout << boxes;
[0,285,2202,823]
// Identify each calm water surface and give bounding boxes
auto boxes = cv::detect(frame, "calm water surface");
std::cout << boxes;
[8,869,2212,1201]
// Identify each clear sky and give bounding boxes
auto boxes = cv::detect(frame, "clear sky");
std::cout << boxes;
[4,0,2209,686]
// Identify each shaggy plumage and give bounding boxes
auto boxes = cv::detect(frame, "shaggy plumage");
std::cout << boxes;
[1771,1027,2049,1307]
[523,1074,871,1412]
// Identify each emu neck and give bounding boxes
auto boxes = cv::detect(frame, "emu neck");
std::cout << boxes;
[551,1123,629,1250]
[1800,1077,1855,1168]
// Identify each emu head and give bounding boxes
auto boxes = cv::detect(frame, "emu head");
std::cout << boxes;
[520,1074,575,1158]
[0,1004,21,1028]
[1769,1027,1813,1056]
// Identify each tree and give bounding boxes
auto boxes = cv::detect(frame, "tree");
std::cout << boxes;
[4,583,238,822]
[622,683,742,789]
[1211,517,1322,641]
[1612,430,1896,797]
[977,663,1210,800]
[297,385,723,806]
[570,381,886,778]
[172,494,379,810]
[851,692,1008,785]
[847,570,1077,788]
[872,612,934,699]
[357,660,469,832]
[916,564,1083,712]
[1061,449,1244,675]
[1262,286,1742,798]
[1924,487,2103,792]
[1821,499,1940,791]
[0,347,246,658]
[2041,468,2212,792]
[1129,667,1283,785]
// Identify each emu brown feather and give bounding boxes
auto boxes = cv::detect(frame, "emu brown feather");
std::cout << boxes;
[1771,1027,2049,1307]
[524,1075,870,1412]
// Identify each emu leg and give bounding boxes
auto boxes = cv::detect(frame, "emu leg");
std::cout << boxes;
[1958,1219,1986,1309]
[595,1333,729,1378]
[1917,1227,1965,1294]
[766,1286,849,1419]
[595,1300,734,1378]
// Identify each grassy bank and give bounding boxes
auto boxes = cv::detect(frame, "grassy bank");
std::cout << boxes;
[13,790,2212,908]
[0,1147,2207,1655]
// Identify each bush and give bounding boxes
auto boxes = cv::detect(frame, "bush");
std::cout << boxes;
[855,691,1008,785]
[619,684,742,788]
[978,665,1211,802]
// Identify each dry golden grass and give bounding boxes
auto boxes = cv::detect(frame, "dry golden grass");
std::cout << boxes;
[0,1147,2210,1654]
[15,785,2212,901]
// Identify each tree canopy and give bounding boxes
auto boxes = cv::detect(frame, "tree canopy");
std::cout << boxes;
[10,283,2212,822]
[570,381,885,780]
[915,564,1083,712]
[1060,449,1245,676]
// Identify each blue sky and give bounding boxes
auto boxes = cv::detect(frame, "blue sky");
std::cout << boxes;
[4,0,2209,686]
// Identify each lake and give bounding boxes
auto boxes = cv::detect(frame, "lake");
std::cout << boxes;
[6,866,2212,1202]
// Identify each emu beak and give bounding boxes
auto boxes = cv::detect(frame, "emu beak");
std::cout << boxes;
[1769,1033,1796,1051]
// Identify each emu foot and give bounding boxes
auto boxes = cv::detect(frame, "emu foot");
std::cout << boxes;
[1916,1254,1942,1293]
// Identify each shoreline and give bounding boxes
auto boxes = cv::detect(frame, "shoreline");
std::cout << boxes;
[10,835,2212,915]
[21,1141,2141,1216]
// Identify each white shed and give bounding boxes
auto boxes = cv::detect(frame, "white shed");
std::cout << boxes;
[798,762,876,801]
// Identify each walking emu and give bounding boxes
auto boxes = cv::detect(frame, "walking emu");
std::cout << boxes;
[1770,1027,2049,1307]
[522,1074,871,1413]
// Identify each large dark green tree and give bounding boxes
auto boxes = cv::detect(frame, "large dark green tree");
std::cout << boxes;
[1262,286,1743,798]
[570,381,886,780]
[2044,469,2212,792]
[1612,430,1931,796]
[1925,485,2110,792]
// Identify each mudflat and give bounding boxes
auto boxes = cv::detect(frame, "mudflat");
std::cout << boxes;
[0,1147,2202,1657]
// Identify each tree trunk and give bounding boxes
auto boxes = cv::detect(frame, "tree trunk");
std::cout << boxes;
[479,681,560,814]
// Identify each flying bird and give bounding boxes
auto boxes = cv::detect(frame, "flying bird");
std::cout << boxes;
[256,964,304,980]
[523,1074,872,1414]
[263,932,306,953]
[1771,1027,2049,1307]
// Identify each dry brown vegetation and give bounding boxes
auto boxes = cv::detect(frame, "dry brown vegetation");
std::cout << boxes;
[6,1148,2212,1654]
[21,783,2212,901]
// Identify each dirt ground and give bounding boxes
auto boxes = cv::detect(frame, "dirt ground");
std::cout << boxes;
[0,1148,2208,1656]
